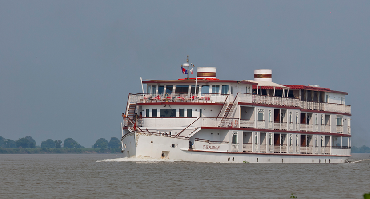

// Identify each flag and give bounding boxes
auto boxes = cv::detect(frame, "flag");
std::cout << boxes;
[181,66,187,74]
[190,68,193,74]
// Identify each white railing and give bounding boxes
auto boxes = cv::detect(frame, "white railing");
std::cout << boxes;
[300,124,313,132]
[336,126,343,133]
[243,143,252,152]
[127,93,351,114]
[257,121,265,129]
[231,144,238,152]
[321,125,330,133]
[240,120,255,128]
[268,121,273,129]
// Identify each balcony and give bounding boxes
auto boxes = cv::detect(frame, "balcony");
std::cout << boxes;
[127,93,351,114]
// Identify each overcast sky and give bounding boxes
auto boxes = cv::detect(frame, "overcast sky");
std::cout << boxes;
[1,1,369,147]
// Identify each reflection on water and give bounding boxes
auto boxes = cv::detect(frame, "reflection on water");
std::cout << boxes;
[1,153,369,198]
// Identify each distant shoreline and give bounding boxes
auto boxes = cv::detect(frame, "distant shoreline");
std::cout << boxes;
[0,148,122,154]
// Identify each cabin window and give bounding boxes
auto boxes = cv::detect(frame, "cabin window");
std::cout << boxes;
[158,86,164,94]
[221,85,229,94]
[160,109,176,117]
[212,85,220,94]
[187,109,192,117]
[179,109,184,117]
[289,112,292,123]
[201,85,210,94]
[200,109,202,117]
[176,85,189,94]
[151,85,156,94]
[321,115,324,125]
[152,109,157,117]
[146,109,149,117]
[232,132,238,144]
[166,85,173,94]
[147,85,151,94]
[191,85,199,94]
[325,95,329,103]
[337,117,342,126]
[258,109,264,121]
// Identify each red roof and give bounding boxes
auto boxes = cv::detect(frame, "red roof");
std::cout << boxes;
[142,79,256,85]
[252,84,347,95]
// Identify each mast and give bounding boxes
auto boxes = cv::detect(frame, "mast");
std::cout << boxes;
[181,55,194,80]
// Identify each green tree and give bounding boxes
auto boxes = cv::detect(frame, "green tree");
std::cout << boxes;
[16,136,36,148]
[41,139,56,148]
[64,138,83,148]
[108,137,121,149]
[93,138,108,149]
[55,140,62,148]
[5,139,16,148]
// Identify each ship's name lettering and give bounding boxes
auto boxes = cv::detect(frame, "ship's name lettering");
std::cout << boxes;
[203,145,220,150]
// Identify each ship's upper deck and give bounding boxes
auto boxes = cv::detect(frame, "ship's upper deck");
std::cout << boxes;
[129,67,350,115]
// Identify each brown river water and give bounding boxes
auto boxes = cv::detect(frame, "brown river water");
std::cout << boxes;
[1,153,369,198]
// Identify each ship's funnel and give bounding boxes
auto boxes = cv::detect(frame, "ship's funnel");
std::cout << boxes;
[254,69,272,82]
[197,67,216,79]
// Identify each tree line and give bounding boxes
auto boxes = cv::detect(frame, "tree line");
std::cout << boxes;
[0,136,121,149]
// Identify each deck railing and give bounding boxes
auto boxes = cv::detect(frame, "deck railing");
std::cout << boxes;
[127,93,351,114]
[243,143,253,152]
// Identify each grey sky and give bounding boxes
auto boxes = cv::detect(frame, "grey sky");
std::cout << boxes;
[1,1,369,147]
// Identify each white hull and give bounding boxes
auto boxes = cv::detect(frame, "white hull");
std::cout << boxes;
[121,132,349,163]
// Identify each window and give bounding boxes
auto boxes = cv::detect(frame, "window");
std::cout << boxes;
[152,109,157,117]
[232,133,238,144]
[158,86,164,94]
[147,85,151,94]
[258,109,264,121]
[201,85,209,94]
[289,112,292,123]
[337,117,342,126]
[146,109,149,117]
[231,86,234,94]
[179,109,184,117]
[325,95,329,103]
[200,109,202,117]
[221,85,229,94]
[315,114,318,125]
[151,85,156,94]
[191,85,199,94]
[176,85,189,94]
[160,109,176,117]
[212,85,220,94]
[187,109,192,117]
[166,85,173,94]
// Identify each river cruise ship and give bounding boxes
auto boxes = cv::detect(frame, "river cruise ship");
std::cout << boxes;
[121,58,351,163]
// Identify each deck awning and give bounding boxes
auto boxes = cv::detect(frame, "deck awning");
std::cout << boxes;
[245,80,289,96]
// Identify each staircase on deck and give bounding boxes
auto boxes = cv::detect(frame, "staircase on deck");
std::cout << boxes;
[218,94,239,127]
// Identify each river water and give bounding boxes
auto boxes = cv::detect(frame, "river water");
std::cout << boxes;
[1,153,369,198]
